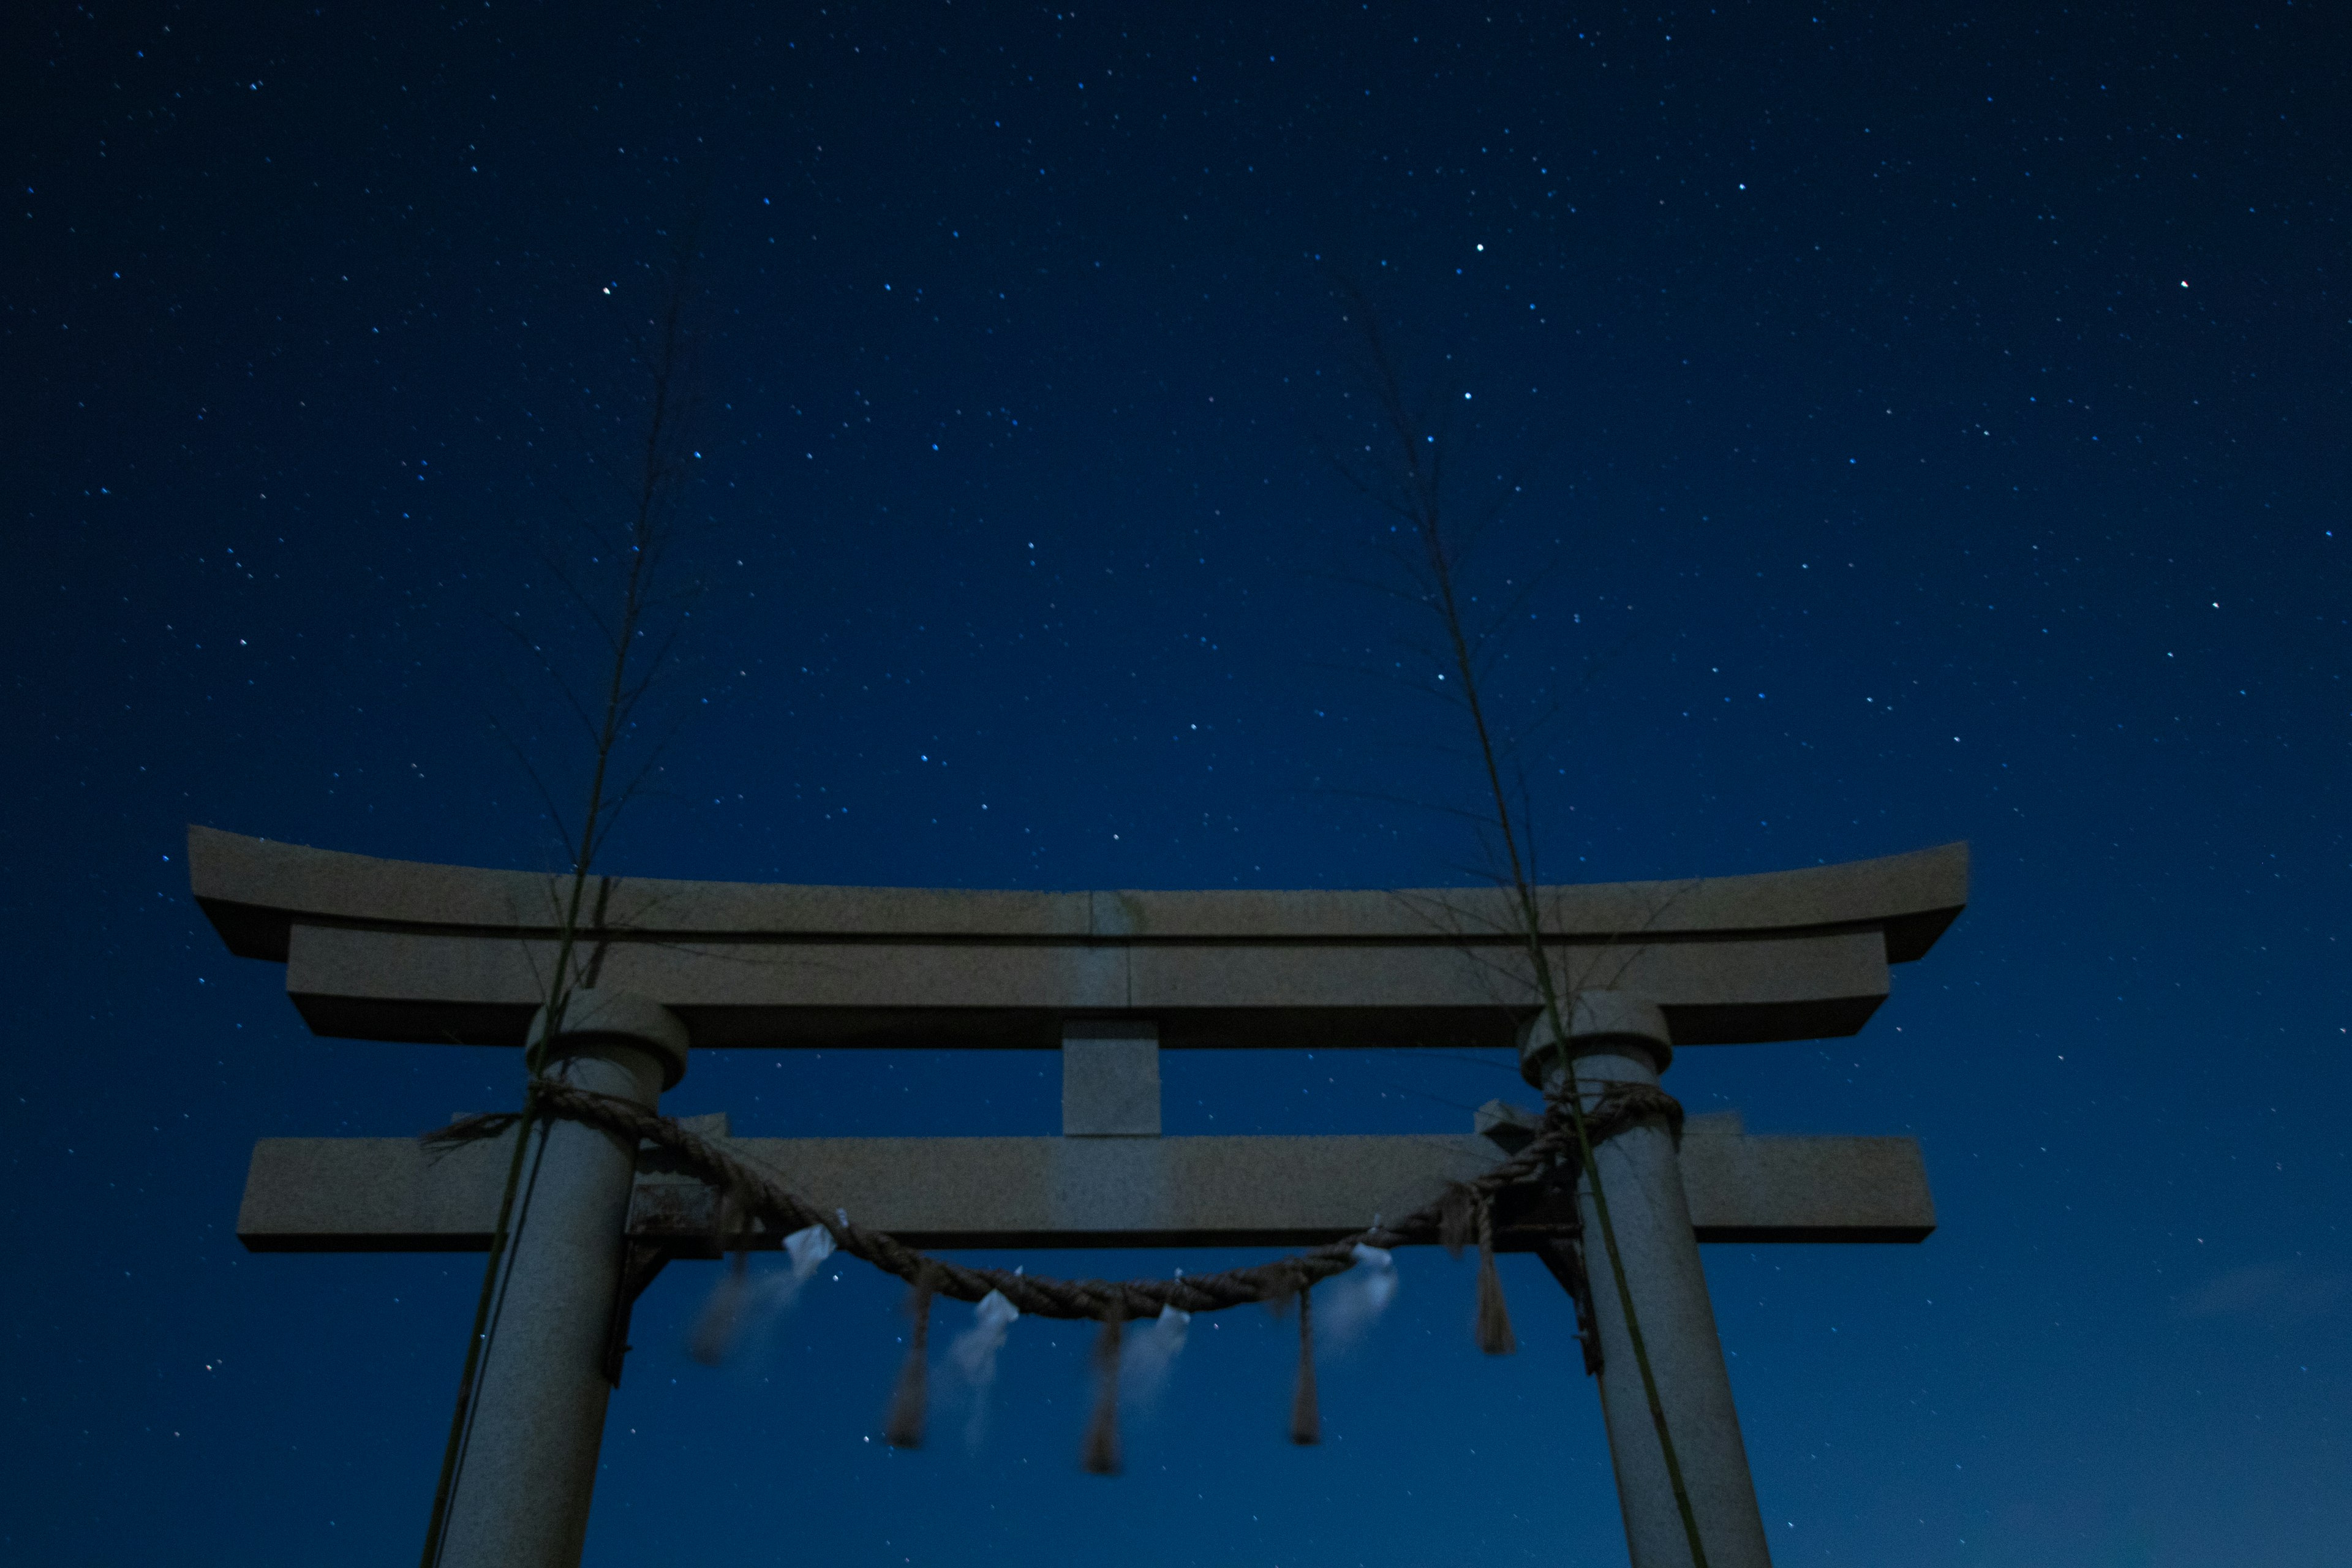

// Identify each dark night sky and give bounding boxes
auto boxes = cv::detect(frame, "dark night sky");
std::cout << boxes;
[7,2,2349,1563]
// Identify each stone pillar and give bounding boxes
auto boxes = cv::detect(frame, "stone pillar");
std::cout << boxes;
[435,990,689,1568]
[1521,992,1772,1568]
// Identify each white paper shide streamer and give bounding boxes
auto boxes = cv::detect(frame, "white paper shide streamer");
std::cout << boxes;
[1119,1303,1194,1405]
[948,1289,1020,1385]
[783,1223,837,1283]
[944,1289,1022,1445]
[1316,1243,1400,1349]
[690,1223,840,1364]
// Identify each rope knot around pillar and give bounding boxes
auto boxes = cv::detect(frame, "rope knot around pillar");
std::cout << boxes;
[1544,1079,1687,1148]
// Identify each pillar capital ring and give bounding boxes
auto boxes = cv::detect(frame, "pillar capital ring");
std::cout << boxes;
[1517,989,1672,1088]
[527,989,690,1090]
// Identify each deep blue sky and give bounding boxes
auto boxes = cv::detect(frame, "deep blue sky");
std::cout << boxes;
[7,3,2348,1564]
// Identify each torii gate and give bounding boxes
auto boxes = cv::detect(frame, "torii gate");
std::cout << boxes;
[190,825,1965,1568]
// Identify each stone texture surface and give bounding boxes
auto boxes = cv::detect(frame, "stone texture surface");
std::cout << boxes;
[273,922,1896,1049]
[434,1017,677,1568]
[192,827,1964,1052]
[1529,1016,1774,1568]
[1061,1022,1162,1136]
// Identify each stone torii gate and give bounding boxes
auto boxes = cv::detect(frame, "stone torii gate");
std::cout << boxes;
[190,826,1966,1568]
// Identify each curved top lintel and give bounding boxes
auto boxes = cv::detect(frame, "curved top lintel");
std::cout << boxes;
[187,825,1967,964]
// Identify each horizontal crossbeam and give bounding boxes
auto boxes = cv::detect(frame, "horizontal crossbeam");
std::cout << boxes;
[238,1117,1934,1254]
[280,926,1893,1049]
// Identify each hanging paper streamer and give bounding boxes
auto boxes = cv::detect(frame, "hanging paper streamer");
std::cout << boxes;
[688,1186,755,1364]
[783,1222,836,1283]
[750,1221,840,1316]
[688,1250,753,1366]
[945,1289,1021,1447]
[687,1222,838,1366]
[1118,1303,1192,1406]
[948,1289,1022,1385]
[1316,1242,1399,1349]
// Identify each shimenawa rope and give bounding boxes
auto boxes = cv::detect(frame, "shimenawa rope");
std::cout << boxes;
[425,1076,1680,1451]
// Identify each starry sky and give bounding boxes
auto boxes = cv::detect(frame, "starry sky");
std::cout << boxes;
[7,3,2349,1564]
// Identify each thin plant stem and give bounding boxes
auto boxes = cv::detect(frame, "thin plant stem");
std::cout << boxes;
[418,1107,543,1567]
[1347,299,1713,1567]
[418,268,693,1568]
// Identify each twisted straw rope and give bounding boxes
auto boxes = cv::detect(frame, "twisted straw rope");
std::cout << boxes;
[431,1077,1682,1321]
